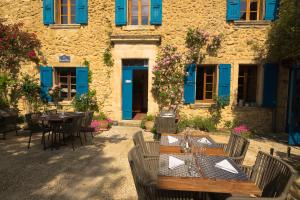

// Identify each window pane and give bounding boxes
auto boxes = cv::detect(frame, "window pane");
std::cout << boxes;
[206,92,212,99]
[141,0,148,6]
[61,0,68,4]
[61,16,68,24]
[142,16,148,25]
[132,0,138,6]
[142,6,149,15]
[250,1,258,11]
[206,76,213,83]
[250,12,257,20]
[71,16,76,24]
[206,84,212,91]
[206,67,214,74]
[131,16,138,25]
[240,12,246,20]
[132,6,138,16]
[71,0,76,4]
[71,5,76,15]
[240,0,247,11]
[61,6,68,15]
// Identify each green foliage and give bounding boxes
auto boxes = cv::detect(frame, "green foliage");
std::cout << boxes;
[20,73,42,112]
[266,0,300,63]
[103,47,114,67]
[224,120,233,130]
[140,114,155,129]
[177,117,194,132]
[72,90,99,112]
[82,59,92,84]
[94,112,107,120]
[185,28,222,63]
[209,96,228,125]
[151,45,185,111]
[192,116,216,132]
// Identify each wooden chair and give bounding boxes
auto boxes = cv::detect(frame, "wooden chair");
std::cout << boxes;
[0,109,19,139]
[225,151,298,200]
[220,132,250,165]
[62,115,84,151]
[132,131,159,157]
[80,111,94,142]
[128,145,206,200]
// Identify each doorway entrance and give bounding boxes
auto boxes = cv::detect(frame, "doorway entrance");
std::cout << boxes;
[288,68,300,145]
[122,60,148,120]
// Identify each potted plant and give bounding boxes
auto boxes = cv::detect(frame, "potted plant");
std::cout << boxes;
[142,114,155,132]
[93,112,112,131]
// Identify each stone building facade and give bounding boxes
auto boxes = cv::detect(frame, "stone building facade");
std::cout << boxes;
[0,0,281,133]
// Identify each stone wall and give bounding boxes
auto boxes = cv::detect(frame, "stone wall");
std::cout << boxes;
[0,0,277,132]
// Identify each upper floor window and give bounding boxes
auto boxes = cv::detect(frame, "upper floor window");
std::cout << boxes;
[240,0,263,20]
[56,0,76,24]
[128,0,150,25]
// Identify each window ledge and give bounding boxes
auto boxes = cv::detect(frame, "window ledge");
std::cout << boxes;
[48,24,81,29]
[190,102,213,109]
[122,25,156,31]
[232,105,272,111]
[48,101,73,106]
[233,20,271,28]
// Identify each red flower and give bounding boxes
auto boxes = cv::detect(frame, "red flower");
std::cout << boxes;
[27,50,36,59]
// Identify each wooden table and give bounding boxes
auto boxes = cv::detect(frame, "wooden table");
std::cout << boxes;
[160,133,227,156]
[157,153,262,196]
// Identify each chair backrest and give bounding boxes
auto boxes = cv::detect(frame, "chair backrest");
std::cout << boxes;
[128,145,155,200]
[46,109,57,114]
[132,131,148,155]
[225,132,249,159]
[25,113,42,131]
[251,151,297,198]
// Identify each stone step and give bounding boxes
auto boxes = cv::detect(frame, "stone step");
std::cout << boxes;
[118,120,142,127]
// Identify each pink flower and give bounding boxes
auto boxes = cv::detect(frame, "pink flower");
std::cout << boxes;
[91,120,101,132]
[233,124,249,134]
[27,50,36,59]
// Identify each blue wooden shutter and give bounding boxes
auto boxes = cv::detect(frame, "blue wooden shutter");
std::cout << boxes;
[76,0,88,24]
[43,0,54,25]
[226,0,240,21]
[218,64,231,102]
[115,0,127,26]
[184,64,196,104]
[40,66,53,102]
[262,63,278,107]
[150,0,162,25]
[265,0,278,21]
[76,67,89,96]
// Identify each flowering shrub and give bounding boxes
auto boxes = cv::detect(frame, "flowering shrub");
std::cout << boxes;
[92,112,113,131]
[233,124,250,134]
[151,45,185,111]
[90,120,101,132]
[72,90,99,112]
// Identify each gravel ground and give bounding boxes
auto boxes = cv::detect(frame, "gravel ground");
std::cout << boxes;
[0,127,299,200]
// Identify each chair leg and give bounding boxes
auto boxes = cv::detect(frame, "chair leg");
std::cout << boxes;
[84,132,87,142]
[71,135,75,151]
[91,131,94,138]
[28,131,32,149]
[78,132,83,146]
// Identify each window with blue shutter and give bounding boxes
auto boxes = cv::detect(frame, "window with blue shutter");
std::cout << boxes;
[40,66,53,102]
[218,64,231,103]
[115,0,127,26]
[184,64,196,104]
[262,63,278,107]
[265,0,279,21]
[76,0,88,24]
[227,0,240,21]
[76,67,89,96]
[43,0,54,25]
[150,0,162,25]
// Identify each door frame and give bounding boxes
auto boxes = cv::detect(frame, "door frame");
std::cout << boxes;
[122,65,148,120]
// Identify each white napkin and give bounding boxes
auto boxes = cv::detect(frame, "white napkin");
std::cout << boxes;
[215,159,238,174]
[167,136,178,144]
[169,156,185,170]
[197,137,212,145]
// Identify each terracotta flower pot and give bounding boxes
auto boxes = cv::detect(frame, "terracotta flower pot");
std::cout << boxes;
[144,121,154,132]
[99,120,109,131]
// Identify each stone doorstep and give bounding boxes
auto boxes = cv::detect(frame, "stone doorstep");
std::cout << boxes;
[118,120,142,127]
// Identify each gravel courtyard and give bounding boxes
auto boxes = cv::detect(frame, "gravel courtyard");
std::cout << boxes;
[0,126,299,200]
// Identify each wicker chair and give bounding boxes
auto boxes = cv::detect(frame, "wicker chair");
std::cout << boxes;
[63,115,84,151]
[132,131,159,157]
[128,145,206,200]
[225,151,298,200]
[80,111,94,142]
[155,116,177,135]
[219,132,250,165]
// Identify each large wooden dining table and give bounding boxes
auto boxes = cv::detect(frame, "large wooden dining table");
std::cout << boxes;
[157,133,262,196]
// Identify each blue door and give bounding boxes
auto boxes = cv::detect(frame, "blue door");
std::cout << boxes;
[288,68,300,145]
[122,68,133,120]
